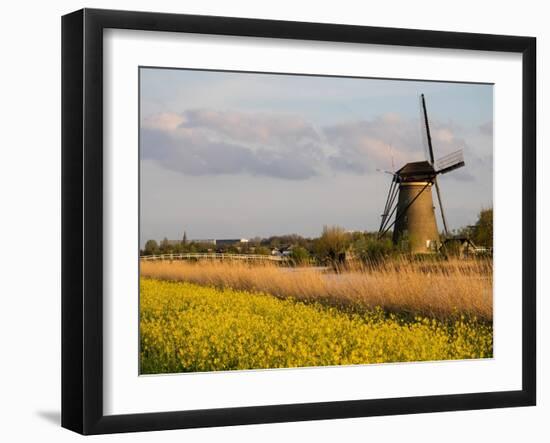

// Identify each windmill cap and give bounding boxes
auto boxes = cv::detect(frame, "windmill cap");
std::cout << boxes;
[396,161,436,181]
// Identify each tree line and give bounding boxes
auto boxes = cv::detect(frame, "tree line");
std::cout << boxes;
[141,208,493,264]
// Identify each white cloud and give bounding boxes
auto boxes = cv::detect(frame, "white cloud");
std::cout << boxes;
[433,127,455,144]
[141,108,483,183]
[141,109,326,180]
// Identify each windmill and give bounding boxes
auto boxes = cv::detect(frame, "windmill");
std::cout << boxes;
[377,94,465,253]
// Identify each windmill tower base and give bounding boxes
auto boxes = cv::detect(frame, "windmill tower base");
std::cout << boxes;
[392,182,440,254]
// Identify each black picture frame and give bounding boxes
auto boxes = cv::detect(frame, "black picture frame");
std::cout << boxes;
[61,8,536,435]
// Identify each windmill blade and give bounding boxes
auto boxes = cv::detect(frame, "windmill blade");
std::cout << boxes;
[433,178,449,237]
[421,94,435,165]
[378,174,399,234]
[422,93,450,237]
[436,149,465,175]
[419,98,430,164]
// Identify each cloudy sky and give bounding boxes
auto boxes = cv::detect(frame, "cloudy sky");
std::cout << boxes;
[140,68,493,245]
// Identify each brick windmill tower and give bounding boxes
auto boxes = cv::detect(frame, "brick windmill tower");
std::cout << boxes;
[378,94,466,253]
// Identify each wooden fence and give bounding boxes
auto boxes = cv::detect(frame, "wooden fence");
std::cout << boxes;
[140,253,287,262]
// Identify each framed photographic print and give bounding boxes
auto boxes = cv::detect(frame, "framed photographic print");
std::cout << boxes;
[61,8,536,435]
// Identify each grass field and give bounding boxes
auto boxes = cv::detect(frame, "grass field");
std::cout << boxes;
[141,258,492,321]
[140,278,493,374]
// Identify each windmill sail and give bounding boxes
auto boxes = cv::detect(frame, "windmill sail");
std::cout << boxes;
[421,94,435,165]
[435,149,465,175]
[421,93,449,237]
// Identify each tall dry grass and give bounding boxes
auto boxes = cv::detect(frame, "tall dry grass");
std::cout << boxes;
[140,258,492,321]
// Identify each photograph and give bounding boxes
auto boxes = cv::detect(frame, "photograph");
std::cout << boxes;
[138,67,494,375]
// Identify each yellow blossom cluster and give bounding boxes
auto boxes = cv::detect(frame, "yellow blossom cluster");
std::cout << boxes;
[140,279,493,374]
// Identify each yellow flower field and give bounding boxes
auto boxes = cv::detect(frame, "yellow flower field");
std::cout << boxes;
[140,278,493,374]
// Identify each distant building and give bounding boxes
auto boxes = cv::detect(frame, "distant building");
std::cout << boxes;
[271,245,293,257]
[188,238,249,246]
[215,239,249,247]
[440,237,489,258]
[191,239,217,245]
